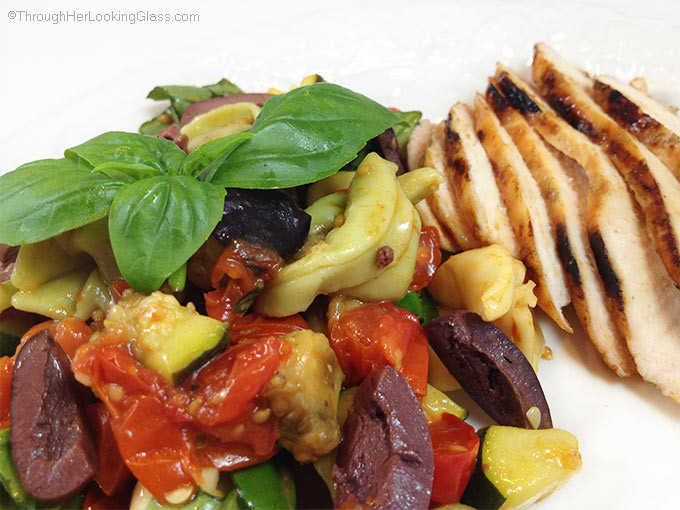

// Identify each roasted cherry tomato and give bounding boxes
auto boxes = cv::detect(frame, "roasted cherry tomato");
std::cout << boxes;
[0,356,12,429]
[205,240,283,323]
[83,482,133,510]
[54,316,92,361]
[329,302,428,395]
[72,332,289,504]
[230,313,308,344]
[409,226,442,291]
[429,412,480,504]
[86,402,133,496]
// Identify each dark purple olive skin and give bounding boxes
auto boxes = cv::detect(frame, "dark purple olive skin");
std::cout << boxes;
[180,93,273,126]
[10,330,97,506]
[424,310,552,429]
[213,188,311,260]
[332,366,434,509]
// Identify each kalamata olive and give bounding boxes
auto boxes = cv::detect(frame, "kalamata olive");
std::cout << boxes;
[180,93,273,126]
[424,310,552,429]
[332,365,434,509]
[213,188,311,260]
[10,329,97,505]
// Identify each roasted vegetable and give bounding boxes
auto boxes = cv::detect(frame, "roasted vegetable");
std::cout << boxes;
[104,291,228,384]
[262,329,343,462]
[461,426,581,509]
[424,311,552,429]
[213,188,311,260]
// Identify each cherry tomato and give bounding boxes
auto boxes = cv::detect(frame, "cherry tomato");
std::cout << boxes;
[0,356,13,429]
[86,402,133,496]
[72,333,289,504]
[230,313,308,344]
[409,226,442,291]
[205,240,283,323]
[429,412,480,504]
[329,302,428,395]
[54,316,92,361]
[110,280,131,302]
[83,482,133,510]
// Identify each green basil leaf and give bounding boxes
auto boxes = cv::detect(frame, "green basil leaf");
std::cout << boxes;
[139,108,174,135]
[393,110,422,159]
[0,158,124,245]
[146,79,243,118]
[65,131,186,174]
[211,83,401,188]
[92,162,164,182]
[109,175,225,294]
[181,131,254,180]
[205,78,243,97]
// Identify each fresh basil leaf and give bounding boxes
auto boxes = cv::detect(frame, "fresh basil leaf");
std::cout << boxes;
[139,108,174,135]
[109,175,225,294]
[211,83,401,188]
[393,110,422,159]
[146,79,243,119]
[92,162,164,182]
[66,131,185,174]
[205,78,243,97]
[395,290,439,325]
[0,158,124,245]
[181,131,254,180]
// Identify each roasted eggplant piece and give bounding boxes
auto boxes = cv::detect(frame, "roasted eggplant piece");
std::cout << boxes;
[213,188,311,260]
[424,310,552,429]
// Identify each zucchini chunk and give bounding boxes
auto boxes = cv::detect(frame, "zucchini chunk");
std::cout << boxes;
[106,292,228,384]
[461,426,581,509]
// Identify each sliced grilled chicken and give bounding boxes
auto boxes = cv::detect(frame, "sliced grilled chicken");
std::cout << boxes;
[407,119,459,253]
[473,93,572,332]
[532,43,680,289]
[495,66,680,401]
[489,72,635,375]
[593,75,680,180]
[445,103,519,257]
[424,121,479,251]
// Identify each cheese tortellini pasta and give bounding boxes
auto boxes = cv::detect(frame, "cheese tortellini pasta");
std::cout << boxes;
[428,244,545,369]
[255,153,441,317]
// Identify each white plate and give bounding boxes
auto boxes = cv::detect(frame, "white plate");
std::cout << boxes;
[2,1,679,509]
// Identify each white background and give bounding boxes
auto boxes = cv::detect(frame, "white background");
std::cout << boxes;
[2,1,680,509]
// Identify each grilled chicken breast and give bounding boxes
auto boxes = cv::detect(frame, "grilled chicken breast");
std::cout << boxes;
[445,103,518,257]
[473,93,571,332]
[407,120,459,252]
[490,69,635,376]
[424,121,479,251]
[532,43,680,289]
[495,66,680,401]
[593,75,680,180]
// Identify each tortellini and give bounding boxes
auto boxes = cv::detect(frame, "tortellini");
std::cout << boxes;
[180,102,261,151]
[428,244,544,369]
[255,153,441,317]
[8,220,116,320]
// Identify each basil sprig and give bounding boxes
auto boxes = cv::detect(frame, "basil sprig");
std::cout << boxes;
[139,78,243,134]
[0,82,400,294]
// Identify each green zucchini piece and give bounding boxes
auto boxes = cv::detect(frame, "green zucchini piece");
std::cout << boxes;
[146,490,234,510]
[420,384,468,421]
[461,426,582,509]
[107,292,228,385]
[232,457,295,510]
